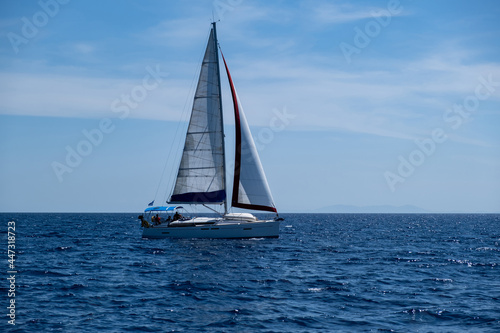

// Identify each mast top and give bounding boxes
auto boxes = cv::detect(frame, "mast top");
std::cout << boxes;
[211,21,218,45]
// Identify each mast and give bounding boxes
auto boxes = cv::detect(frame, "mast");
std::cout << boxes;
[213,21,228,215]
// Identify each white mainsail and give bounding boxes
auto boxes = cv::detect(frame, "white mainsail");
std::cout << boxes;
[170,26,226,204]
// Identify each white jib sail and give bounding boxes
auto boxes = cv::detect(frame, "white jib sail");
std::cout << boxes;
[221,53,277,213]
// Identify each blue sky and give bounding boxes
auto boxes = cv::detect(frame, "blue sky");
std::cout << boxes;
[0,0,499,213]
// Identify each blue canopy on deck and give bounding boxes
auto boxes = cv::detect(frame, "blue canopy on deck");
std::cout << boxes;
[144,206,183,213]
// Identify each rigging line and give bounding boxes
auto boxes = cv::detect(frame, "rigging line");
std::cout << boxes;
[152,149,169,202]
[162,27,213,205]
[157,115,185,205]
[203,204,224,216]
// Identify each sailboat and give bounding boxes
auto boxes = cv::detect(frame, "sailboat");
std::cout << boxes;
[140,22,282,239]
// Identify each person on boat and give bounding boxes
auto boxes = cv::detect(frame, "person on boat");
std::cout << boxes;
[138,215,150,228]
[154,214,161,225]
[173,211,182,221]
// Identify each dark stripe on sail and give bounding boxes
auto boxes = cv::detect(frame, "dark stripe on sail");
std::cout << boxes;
[233,202,277,213]
[170,190,226,203]
[220,52,243,212]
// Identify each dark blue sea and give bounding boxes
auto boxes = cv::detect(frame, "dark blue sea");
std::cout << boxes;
[2,213,499,332]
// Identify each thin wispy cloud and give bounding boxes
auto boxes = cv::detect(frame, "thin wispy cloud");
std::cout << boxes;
[143,18,209,48]
[311,2,409,25]
[72,42,95,55]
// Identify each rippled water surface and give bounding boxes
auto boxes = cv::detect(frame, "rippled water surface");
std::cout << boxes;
[2,213,500,332]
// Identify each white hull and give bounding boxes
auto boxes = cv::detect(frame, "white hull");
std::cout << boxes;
[142,218,280,239]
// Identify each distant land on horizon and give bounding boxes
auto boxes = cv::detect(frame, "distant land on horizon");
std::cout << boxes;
[305,204,430,214]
